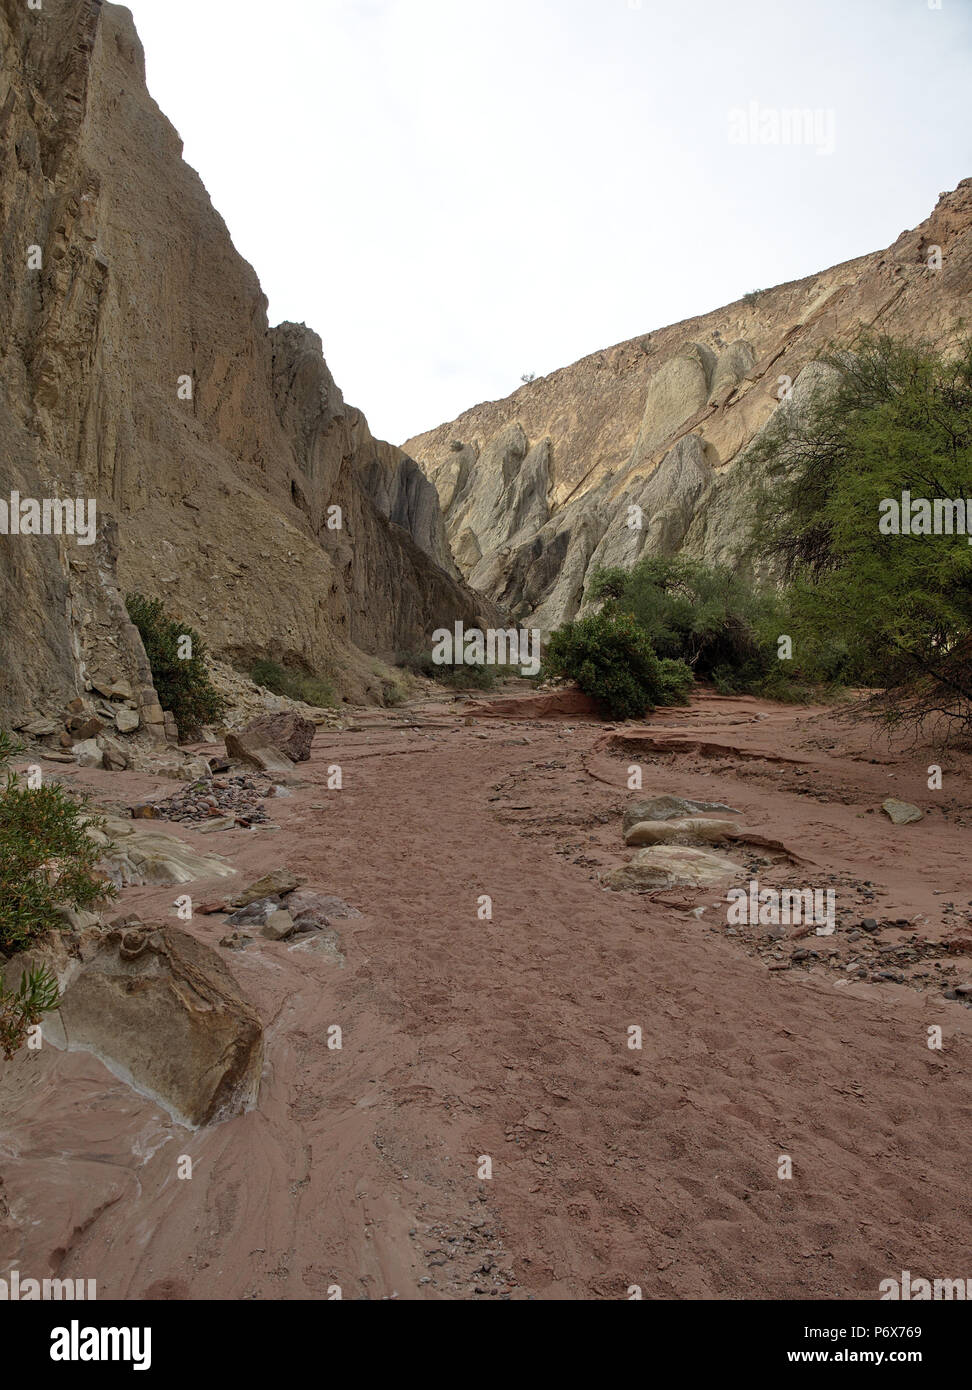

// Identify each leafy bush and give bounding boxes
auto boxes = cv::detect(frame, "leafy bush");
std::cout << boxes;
[126,594,229,740]
[587,555,795,696]
[541,610,693,720]
[1,964,60,1060]
[251,659,335,709]
[0,731,115,957]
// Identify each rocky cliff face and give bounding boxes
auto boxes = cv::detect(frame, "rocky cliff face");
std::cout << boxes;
[406,181,972,631]
[0,0,485,728]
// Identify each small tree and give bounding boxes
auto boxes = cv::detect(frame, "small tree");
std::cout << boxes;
[752,334,972,733]
[126,594,229,740]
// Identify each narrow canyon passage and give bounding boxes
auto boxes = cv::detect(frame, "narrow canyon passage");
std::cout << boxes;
[2,698,970,1299]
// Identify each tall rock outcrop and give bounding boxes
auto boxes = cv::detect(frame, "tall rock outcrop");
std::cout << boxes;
[406,181,972,631]
[0,0,487,728]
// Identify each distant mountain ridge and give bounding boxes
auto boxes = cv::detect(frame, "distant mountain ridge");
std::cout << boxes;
[405,180,972,631]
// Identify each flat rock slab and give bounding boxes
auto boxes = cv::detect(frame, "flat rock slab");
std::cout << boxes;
[88,816,237,888]
[882,798,924,825]
[57,925,264,1128]
[624,816,740,847]
[601,845,745,891]
[622,795,739,834]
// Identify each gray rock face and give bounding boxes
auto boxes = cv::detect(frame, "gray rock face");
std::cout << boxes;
[0,1,494,732]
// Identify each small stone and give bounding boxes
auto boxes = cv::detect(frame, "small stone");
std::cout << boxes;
[229,869,302,908]
[100,736,129,771]
[227,897,281,927]
[262,910,296,941]
[22,718,59,737]
[131,804,161,819]
[882,799,923,826]
[74,738,103,768]
[115,707,140,734]
[71,716,105,741]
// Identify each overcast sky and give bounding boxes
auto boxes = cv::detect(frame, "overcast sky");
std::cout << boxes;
[124,0,971,445]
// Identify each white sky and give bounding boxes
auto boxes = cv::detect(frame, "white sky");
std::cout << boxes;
[123,0,972,445]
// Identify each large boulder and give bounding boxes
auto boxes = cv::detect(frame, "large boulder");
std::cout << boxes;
[226,712,315,766]
[57,925,264,1128]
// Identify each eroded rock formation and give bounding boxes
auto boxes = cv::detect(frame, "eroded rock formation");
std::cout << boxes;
[407,182,972,630]
[0,0,490,730]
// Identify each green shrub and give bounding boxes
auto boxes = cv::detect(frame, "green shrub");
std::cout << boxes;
[0,964,60,1060]
[587,555,794,696]
[251,659,335,709]
[542,610,693,720]
[126,594,229,740]
[0,731,115,958]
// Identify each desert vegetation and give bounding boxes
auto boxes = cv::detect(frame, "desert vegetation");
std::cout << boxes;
[126,594,229,740]
[0,731,115,1055]
[250,659,336,710]
[552,335,972,734]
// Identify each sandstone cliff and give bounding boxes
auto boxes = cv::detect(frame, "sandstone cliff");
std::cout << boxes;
[406,181,972,631]
[0,0,485,729]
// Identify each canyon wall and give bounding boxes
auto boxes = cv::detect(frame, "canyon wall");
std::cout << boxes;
[0,0,487,727]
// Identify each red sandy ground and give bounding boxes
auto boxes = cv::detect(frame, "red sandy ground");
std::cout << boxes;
[1,691,970,1300]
